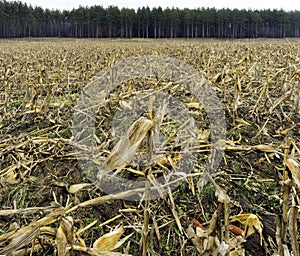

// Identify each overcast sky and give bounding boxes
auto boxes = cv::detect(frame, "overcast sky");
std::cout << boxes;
[17,0,300,11]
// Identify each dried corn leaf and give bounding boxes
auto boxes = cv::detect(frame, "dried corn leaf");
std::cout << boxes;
[230,213,263,245]
[282,245,291,256]
[77,219,98,236]
[68,183,93,193]
[60,216,75,244]
[7,244,44,256]
[97,117,152,178]
[93,226,124,251]
[218,241,230,255]
[196,226,207,237]
[37,208,65,226]
[198,129,210,140]
[0,222,39,254]
[0,205,58,216]
[113,233,134,250]
[56,224,68,256]
[186,225,203,254]
[73,244,132,255]
[119,100,132,110]
[280,126,296,135]
[186,102,202,109]
[288,206,299,256]
[215,186,230,204]
[228,236,246,256]
[40,226,56,236]
[252,144,276,153]
[78,237,87,247]
[212,72,223,83]
[235,118,251,126]
[284,158,300,189]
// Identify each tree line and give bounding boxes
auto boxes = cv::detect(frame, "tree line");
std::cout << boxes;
[0,0,299,38]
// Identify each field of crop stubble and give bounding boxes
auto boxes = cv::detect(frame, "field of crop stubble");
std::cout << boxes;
[0,38,299,255]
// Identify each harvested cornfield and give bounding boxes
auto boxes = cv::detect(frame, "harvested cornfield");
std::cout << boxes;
[0,38,299,256]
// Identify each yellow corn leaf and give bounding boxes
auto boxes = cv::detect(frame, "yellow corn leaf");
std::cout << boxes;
[230,213,263,245]
[93,226,124,251]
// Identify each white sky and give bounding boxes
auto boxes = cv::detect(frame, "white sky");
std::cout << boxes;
[17,0,300,11]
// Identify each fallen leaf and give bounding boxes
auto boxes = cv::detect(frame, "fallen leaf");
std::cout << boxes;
[93,226,124,251]
[235,118,251,126]
[97,117,153,179]
[68,183,93,193]
[284,158,300,188]
[252,144,275,153]
[120,100,132,110]
[113,232,134,250]
[0,222,39,255]
[56,224,68,256]
[280,126,296,135]
[186,102,202,109]
[230,213,263,245]
[60,216,75,244]
[218,241,230,255]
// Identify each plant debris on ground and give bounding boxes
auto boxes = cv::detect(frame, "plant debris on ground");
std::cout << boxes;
[0,38,299,256]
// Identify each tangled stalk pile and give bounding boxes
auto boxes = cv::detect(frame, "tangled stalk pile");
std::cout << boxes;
[0,38,299,255]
